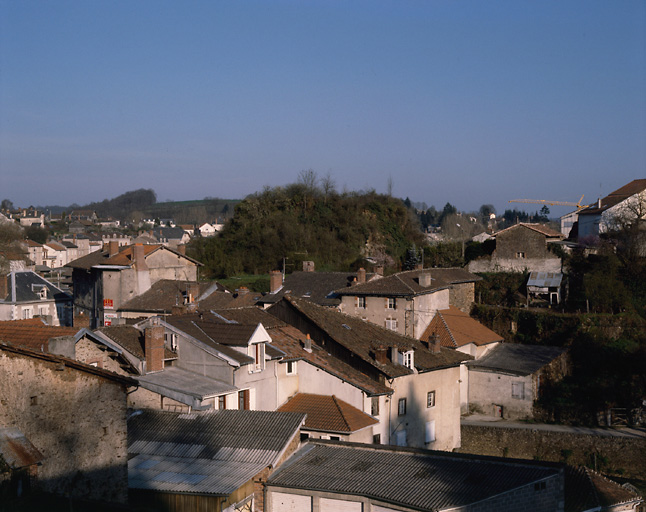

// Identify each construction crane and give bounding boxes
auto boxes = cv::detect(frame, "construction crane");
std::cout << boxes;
[508,194,586,209]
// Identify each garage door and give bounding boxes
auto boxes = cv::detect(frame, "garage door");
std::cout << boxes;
[320,497,363,512]
[270,492,312,512]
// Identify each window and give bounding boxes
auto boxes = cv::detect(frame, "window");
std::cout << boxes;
[249,343,265,372]
[356,296,366,309]
[402,350,414,369]
[165,332,178,351]
[22,308,33,320]
[386,297,396,310]
[238,389,250,410]
[371,396,379,416]
[286,360,297,375]
[516,251,526,259]
[398,398,407,416]
[38,306,47,316]
[512,382,525,399]
[425,421,436,443]
[427,390,436,408]
[218,395,226,410]
[373,434,381,444]
[385,318,398,331]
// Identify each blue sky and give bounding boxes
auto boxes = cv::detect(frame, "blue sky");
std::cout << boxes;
[1,1,644,215]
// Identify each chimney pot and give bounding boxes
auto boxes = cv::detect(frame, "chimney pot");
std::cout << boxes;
[303,334,312,352]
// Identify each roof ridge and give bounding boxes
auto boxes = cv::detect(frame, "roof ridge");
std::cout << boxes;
[332,395,352,432]
[438,310,457,348]
[394,274,416,294]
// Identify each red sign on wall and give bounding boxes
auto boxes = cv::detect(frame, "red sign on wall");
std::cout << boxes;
[103,299,114,310]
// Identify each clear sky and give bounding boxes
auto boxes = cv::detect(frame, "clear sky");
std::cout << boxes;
[1,1,645,215]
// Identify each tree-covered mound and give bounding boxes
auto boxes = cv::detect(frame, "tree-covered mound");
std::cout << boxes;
[188,183,423,278]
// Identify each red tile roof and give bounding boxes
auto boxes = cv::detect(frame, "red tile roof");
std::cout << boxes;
[278,393,377,433]
[0,323,79,352]
[420,306,503,349]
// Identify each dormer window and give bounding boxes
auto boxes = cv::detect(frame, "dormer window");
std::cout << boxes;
[400,350,414,369]
[31,284,47,299]
[249,343,265,372]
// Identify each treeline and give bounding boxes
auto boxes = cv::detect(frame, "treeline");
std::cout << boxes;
[188,177,423,278]
[81,189,158,219]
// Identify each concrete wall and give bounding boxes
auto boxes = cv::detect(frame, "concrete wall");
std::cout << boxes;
[468,370,535,420]
[235,359,280,410]
[460,424,646,480]
[389,365,461,451]
[0,349,129,503]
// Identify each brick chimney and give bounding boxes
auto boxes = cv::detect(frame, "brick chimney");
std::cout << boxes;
[144,326,165,373]
[302,261,315,272]
[269,270,282,293]
[431,333,441,354]
[186,282,200,304]
[374,345,388,364]
[357,267,366,284]
[108,240,119,257]
[374,265,384,276]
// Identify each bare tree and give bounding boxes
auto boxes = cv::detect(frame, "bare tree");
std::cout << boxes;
[321,171,336,204]
[387,175,394,197]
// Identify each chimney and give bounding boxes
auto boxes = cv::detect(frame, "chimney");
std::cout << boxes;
[302,334,312,353]
[269,270,282,293]
[177,244,186,255]
[375,265,384,276]
[374,345,388,364]
[389,346,399,363]
[431,333,441,354]
[144,326,165,373]
[108,240,119,257]
[0,274,7,301]
[172,305,188,316]
[186,282,200,304]
[419,272,431,287]
[236,286,249,295]
[302,261,315,272]
[133,244,148,270]
[357,267,366,284]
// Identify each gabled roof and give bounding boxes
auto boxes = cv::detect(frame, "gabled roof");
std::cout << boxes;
[1,270,71,303]
[494,223,564,239]
[267,441,562,511]
[44,241,67,251]
[118,280,223,313]
[66,244,201,270]
[335,268,480,298]
[578,179,646,216]
[198,290,262,310]
[467,344,566,376]
[565,465,643,512]
[267,325,392,396]
[128,409,306,496]
[420,306,503,349]
[259,271,379,306]
[152,226,187,240]
[278,393,378,434]
[0,322,79,352]
[275,297,470,379]
[96,325,176,362]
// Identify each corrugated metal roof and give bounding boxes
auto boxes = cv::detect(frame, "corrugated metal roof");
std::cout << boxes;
[136,366,237,399]
[268,442,561,511]
[0,428,44,468]
[128,409,306,495]
[527,272,563,289]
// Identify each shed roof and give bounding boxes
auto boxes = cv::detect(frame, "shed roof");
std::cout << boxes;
[128,409,305,495]
[0,428,44,469]
[136,366,237,400]
[267,441,561,511]
[467,344,566,376]
[527,272,563,289]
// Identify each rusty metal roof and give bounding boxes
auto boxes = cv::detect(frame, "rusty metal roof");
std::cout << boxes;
[0,428,44,469]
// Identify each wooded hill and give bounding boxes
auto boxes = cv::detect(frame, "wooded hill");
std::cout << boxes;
[188,184,424,278]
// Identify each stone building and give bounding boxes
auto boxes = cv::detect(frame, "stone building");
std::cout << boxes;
[0,342,135,504]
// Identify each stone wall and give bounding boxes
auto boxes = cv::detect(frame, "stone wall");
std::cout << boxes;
[0,347,130,503]
[468,256,561,274]
[459,423,646,480]
[450,282,475,313]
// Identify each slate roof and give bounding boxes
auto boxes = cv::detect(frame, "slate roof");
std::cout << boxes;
[276,297,470,379]
[0,427,44,468]
[1,271,71,303]
[278,394,377,434]
[128,409,306,496]
[334,268,480,298]
[198,290,262,310]
[565,465,643,512]
[66,244,201,270]
[420,306,503,349]
[494,223,564,239]
[578,179,646,216]
[259,271,379,306]
[467,344,566,376]
[118,280,223,313]
[266,325,392,396]
[0,322,79,352]
[96,325,177,361]
[267,441,562,511]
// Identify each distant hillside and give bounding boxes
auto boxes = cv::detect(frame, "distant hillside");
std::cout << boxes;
[188,183,424,278]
